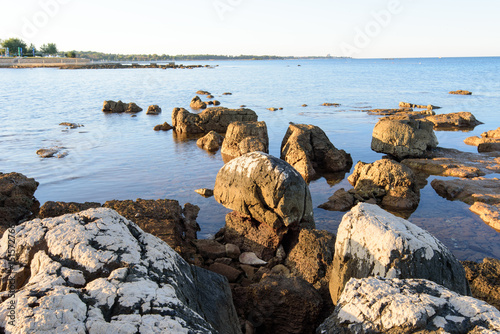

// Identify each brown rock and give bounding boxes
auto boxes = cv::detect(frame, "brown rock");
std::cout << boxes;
[222,92,232,95]
[146,105,162,115]
[171,107,258,134]
[225,243,241,259]
[321,103,340,107]
[220,121,269,161]
[196,90,211,95]
[38,201,101,218]
[208,263,242,283]
[194,188,214,197]
[462,258,500,311]
[431,177,500,205]
[470,202,500,231]
[424,112,482,130]
[270,264,290,276]
[478,142,500,153]
[399,101,440,109]
[318,188,355,212]
[206,95,214,99]
[449,90,472,95]
[193,239,226,260]
[196,131,223,152]
[153,122,173,131]
[213,100,221,106]
[465,127,500,149]
[190,96,207,109]
[215,257,233,266]
[281,123,352,182]
[240,264,256,280]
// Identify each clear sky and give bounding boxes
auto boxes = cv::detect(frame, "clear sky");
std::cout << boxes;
[1,0,499,58]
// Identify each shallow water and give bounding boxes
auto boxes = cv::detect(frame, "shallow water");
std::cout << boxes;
[1,57,500,261]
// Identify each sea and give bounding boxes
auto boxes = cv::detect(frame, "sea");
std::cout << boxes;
[1,57,499,262]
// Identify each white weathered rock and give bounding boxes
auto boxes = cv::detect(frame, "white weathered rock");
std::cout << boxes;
[0,208,241,334]
[318,277,500,334]
[239,252,267,266]
[329,203,470,303]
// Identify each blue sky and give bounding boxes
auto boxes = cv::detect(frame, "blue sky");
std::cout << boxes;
[1,0,499,58]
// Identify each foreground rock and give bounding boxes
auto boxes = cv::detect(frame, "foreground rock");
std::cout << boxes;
[399,101,440,109]
[0,172,39,235]
[172,107,258,134]
[102,100,143,113]
[450,90,472,95]
[329,203,470,304]
[196,130,224,152]
[347,159,420,212]
[281,123,352,182]
[319,277,500,334]
[190,96,207,109]
[39,201,102,218]
[0,208,241,334]
[146,105,162,115]
[214,152,315,260]
[424,111,482,130]
[221,121,269,161]
[371,116,438,159]
[462,258,500,311]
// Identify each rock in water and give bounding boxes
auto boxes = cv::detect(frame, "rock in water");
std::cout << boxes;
[172,107,258,134]
[0,208,241,334]
[425,111,482,130]
[102,100,143,113]
[146,105,162,115]
[221,121,269,161]
[153,122,173,131]
[190,96,207,109]
[371,116,438,159]
[318,277,500,334]
[449,90,472,95]
[329,203,470,304]
[281,123,352,182]
[197,130,224,152]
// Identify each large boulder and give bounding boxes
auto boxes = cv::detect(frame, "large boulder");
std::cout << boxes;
[424,111,482,130]
[371,117,438,159]
[281,123,352,182]
[347,159,420,212]
[214,152,315,259]
[102,100,142,113]
[0,208,241,334]
[329,203,470,304]
[197,130,224,152]
[0,172,39,235]
[318,277,500,334]
[221,121,269,161]
[172,107,258,135]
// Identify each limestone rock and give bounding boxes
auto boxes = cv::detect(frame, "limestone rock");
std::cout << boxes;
[465,127,500,148]
[347,159,420,211]
[431,177,500,205]
[318,188,355,212]
[190,96,207,109]
[172,107,258,134]
[371,117,438,159]
[281,123,352,182]
[0,208,242,334]
[329,203,470,304]
[102,100,143,113]
[462,258,500,311]
[0,172,39,235]
[153,122,173,131]
[449,90,472,95]
[424,111,482,130]
[196,131,224,152]
[221,121,269,161]
[38,201,102,218]
[319,277,499,334]
[146,105,162,115]
[470,202,500,231]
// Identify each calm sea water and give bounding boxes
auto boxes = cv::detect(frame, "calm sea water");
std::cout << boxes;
[1,57,500,261]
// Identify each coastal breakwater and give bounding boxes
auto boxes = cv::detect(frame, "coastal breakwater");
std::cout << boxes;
[0,58,208,69]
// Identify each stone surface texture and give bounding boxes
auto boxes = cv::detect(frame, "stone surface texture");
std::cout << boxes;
[221,121,269,160]
[196,131,224,152]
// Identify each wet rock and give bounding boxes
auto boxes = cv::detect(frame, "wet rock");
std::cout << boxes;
[462,258,500,311]
[431,177,500,205]
[59,122,82,129]
[322,103,340,107]
[196,130,224,152]
[208,263,242,283]
[239,252,267,266]
[371,116,438,159]
[233,275,322,334]
[399,101,440,109]
[449,90,472,95]
[190,96,207,109]
[319,277,499,334]
[220,121,269,161]
[329,203,470,304]
[465,127,500,148]
[424,111,482,130]
[347,159,420,211]
[146,105,162,115]
[38,201,102,218]
[318,188,355,212]
[281,123,352,182]
[103,199,200,260]
[172,107,258,134]
[36,147,60,158]
[153,122,173,131]
[0,172,39,234]
[102,100,143,113]
[195,188,214,197]
[0,208,241,334]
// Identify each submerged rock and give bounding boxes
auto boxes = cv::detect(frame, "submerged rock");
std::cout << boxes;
[171,107,258,134]
[425,111,482,130]
[190,96,207,109]
[102,100,143,113]
[196,131,224,152]
[281,123,352,182]
[220,121,269,161]
[319,277,499,334]
[329,203,470,304]
[0,208,242,334]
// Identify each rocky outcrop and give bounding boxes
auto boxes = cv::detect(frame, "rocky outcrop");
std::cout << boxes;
[221,121,269,161]
[153,122,173,131]
[214,152,315,260]
[347,159,420,212]
[470,202,500,231]
[364,108,435,117]
[462,258,500,311]
[329,203,470,304]
[465,127,500,148]
[0,172,39,235]
[102,100,143,113]
[0,208,241,334]
[103,199,200,261]
[450,90,472,95]
[281,123,352,182]
[38,201,102,218]
[190,96,207,109]
[399,101,440,110]
[172,107,258,134]
[196,131,224,152]
[319,277,499,334]
[424,111,482,130]
[146,105,162,115]
[196,90,211,95]
[371,116,438,159]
